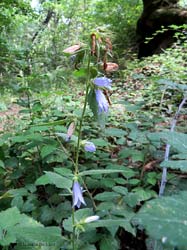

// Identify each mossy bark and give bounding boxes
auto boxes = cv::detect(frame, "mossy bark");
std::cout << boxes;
[137,0,187,58]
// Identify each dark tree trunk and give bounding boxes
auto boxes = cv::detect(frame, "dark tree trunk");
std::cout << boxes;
[137,0,187,58]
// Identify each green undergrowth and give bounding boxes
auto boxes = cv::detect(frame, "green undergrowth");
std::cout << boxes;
[0,40,187,250]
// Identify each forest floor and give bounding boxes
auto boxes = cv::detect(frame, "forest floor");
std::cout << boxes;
[0,104,20,132]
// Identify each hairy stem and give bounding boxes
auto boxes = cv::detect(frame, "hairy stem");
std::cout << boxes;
[72,52,91,249]
[72,208,76,250]
[74,54,91,174]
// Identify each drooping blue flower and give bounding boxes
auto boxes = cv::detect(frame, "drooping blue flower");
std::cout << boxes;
[95,89,109,113]
[72,181,86,208]
[84,141,96,152]
[94,77,112,90]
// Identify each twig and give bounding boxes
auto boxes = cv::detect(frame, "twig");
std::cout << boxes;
[159,96,187,196]
[55,135,76,167]
[80,176,97,211]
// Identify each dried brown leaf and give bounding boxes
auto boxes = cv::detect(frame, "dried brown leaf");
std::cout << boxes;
[104,62,119,72]
[63,44,81,54]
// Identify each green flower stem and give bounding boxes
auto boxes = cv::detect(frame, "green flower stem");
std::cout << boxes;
[72,208,76,250]
[72,51,91,250]
[74,53,91,175]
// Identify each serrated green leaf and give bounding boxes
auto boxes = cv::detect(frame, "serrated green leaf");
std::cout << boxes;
[102,178,115,188]
[86,217,135,236]
[100,236,119,250]
[124,189,157,207]
[35,172,72,190]
[112,186,128,195]
[8,188,28,197]
[88,219,130,229]
[106,164,136,179]
[158,78,187,91]
[16,213,62,246]
[0,229,17,246]
[94,192,121,201]
[128,130,147,143]
[172,153,187,160]
[97,201,115,211]
[11,196,24,210]
[11,133,44,143]
[132,191,187,249]
[148,132,187,153]
[104,127,127,137]
[11,135,28,143]
[29,125,50,132]
[79,169,128,176]
[35,174,51,186]
[160,160,187,172]
[54,167,73,177]
[15,226,62,245]
[0,207,21,229]
[91,138,109,147]
[128,178,141,185]
[40,205,54,223]
[53,201,72,223]
[0,208,61,246]
[22,199,36,212]
[40,145,57,158]
[0,207,20,245]
[116,137,126,145]
[114,178,126,185]
[119,149,145,162]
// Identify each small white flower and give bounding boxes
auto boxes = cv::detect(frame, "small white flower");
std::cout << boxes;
[84,215,100,223]
[162,237,167,244]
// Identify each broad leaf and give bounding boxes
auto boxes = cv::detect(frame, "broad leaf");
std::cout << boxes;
[79,169,129,176]
[40,145,57,158]
[158,78,187,91]
[100,236,119,250]
[15,226,62,245]
[91,138,109,147]
[104,128,127,137]
[160,160,187,172]
[35,171,72,190]
[148,132,187,153]
[88,219,135,235]
[124,189,157,207]
[94,192,121,201]
[0,207,63,247]
[132,191,187,249]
